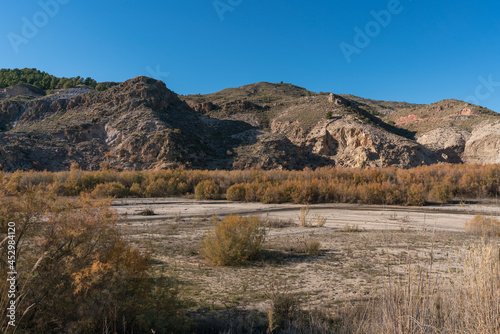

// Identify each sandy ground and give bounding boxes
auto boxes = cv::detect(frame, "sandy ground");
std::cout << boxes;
[113,198,500,316]
[113,197,500,232]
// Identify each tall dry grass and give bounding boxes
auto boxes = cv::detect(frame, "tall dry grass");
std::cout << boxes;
[336,240,500,334]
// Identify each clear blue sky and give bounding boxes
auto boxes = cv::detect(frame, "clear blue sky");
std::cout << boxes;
[1,0,500,111]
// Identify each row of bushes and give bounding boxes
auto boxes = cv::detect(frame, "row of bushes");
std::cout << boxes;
[1,164,499,205]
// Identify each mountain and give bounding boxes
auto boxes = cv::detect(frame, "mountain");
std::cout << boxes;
[184,82,500,167]
[0,76,499,172]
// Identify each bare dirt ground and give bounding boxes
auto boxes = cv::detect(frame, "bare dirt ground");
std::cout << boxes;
[114,198,500,317]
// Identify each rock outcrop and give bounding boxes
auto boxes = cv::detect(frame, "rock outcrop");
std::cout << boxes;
[416,127,469,163]
[463,122,500,164]
[274,115,436,168]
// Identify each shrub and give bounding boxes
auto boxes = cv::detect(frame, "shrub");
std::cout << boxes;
[129,182,144,197]
[201,215,266,266]
[465,215,500,237]
[138,208,155,216]
[406,184,425,206]
[266,281,299,332]
[290,238,322,256]
[0,191,186,333]
[303,239,322,256]
[145,178,169,197]
[90,182,128,198]
[195,180,220,200]
[429,184,453,204]
[226,183,246,201]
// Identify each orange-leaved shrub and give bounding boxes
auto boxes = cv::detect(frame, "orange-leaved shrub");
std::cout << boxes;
[0,191,186,333]
[1,163,499,206]
[226,183,246,201]
[201,215,266,266]
[90,181,128,198]
[195,179,220,200]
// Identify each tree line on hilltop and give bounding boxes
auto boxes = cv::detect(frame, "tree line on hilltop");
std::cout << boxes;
[0,68,112,92]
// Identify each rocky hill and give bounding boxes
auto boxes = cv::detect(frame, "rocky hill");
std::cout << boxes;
[382,100,500,164]
[0,77,499,172]
[184,83,500,167]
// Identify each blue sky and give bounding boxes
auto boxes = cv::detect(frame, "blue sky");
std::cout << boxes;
[1,0,500,111]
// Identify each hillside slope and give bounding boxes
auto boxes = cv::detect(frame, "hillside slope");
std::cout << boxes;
[184,82,499,167]
[1,77,499,171]
[383,100,500,163]
[0,77,327,171]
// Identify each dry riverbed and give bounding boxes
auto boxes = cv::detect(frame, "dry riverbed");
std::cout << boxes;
[114,198,500,318]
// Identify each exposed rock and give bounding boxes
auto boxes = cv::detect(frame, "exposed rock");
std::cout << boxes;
[417,128,469,163]
[328,93,346,106]
[303,115,436,168]
[464,122,500,164]
[189,101,217,114]
[0,83,45,99]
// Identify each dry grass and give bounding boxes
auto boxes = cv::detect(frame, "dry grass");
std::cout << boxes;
[314,214,327,227]
[340,224,363,232]
[353,240,500,333]
[465,215,500,237]
[298,205,311,227]
[119,206,498,333]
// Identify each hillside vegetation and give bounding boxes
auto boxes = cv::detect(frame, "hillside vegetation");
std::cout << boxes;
[0,68,113,91]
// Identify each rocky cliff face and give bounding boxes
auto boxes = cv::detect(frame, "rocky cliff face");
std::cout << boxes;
[0,78,499,171]
[272,115,436,168]
[463,122,500,164]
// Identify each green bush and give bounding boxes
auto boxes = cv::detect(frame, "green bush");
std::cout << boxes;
[201,215,266,266]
